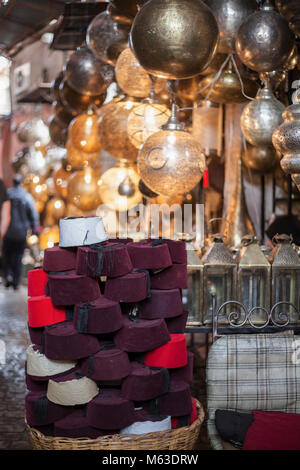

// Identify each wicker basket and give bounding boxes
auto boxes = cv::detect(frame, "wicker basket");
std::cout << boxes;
[25,399,205,450]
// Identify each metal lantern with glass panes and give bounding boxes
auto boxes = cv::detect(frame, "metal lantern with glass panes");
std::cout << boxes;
[237,235,271,324]
[181,238,204,327]
[202,235,237,324]
[269,234,300,324]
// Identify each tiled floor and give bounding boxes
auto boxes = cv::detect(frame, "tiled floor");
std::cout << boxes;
[0,283,211,450]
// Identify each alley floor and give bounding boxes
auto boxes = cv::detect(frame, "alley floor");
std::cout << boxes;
[0,282,211,450]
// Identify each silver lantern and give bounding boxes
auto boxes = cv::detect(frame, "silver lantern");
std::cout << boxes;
[236,0,295,73]
[241,85,285,147]
[202,235,237,324]
[269,234,300,324]
[237,235,271,323]
[272,84,300,191]
[182,240,204,327]
[204,0,257,54]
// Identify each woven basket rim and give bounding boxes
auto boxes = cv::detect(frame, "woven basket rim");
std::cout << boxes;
[25,398,205,445]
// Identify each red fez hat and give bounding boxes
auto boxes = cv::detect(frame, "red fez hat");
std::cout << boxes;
[144,334,187,369]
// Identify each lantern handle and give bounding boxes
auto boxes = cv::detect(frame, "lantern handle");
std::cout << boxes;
[272,233,293,245]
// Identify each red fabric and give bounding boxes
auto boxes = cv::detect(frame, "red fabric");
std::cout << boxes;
[243,410,300,450]
[144,334,187,369]
[171,397,197,429]
[203,167,209,188]
[28,296,66,327]
[28,269,48,297]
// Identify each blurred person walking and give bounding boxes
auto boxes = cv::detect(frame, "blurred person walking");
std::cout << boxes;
[2,174,39,290]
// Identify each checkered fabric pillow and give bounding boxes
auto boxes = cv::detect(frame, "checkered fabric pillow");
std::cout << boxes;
[206,333,300,450]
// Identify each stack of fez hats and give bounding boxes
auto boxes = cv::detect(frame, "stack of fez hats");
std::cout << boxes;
[25,217,196,438]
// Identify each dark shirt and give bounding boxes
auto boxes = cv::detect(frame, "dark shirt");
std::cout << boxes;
[5,186,39,241]
[0,179,8,206]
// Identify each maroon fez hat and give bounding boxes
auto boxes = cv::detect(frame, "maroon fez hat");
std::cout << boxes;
[43,246,77,272]
[86,389,135,430]
[104,271,149,303]
[163,239,187,264]
[80,343,131,381]
[33,424,54,436]
[165,309,189,334]
[121,361,170,402]
[127,240,172,270]
[54,408,105,439]
[76,242,133,278]
[114,316,170,353]
[44,321,100,361]
[47,271,100,306]
[25,391,71,426]
[143,381,193,418]
[137,288,183,320]
[28,325,44,348]
[150,263,188,290]
[73,296,123,335]
[25,371,48,393]
[169,351,194,383]
[28,268,48,297]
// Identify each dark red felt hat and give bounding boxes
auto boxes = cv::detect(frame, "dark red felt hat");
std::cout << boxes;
[25,391,71,426]
[144,334,187,369]
[43,246,77,272]
[121,361,170,402]
[73,296,123,334]
[33,424,54,436]
[80,343,131,381]
[150,264,188,290]
[86,389,135,430]
[28,296,66,328]
[137,288,183,320]
[104,271,149,303]
[28,325,44,347]
[47,271,100,306]
[44,321,100,361]
[114,316,170,353]
[54,408,105,439]
[163,239,187,264]
[143,381,193,417]
[109,238,133,244]
[25,371,48,393]
[165,309,189,334]
[171,397,198,429]
[28,268,48,297]
[127,240,172,270]
[76,242,133,278]
[169,351,194,383]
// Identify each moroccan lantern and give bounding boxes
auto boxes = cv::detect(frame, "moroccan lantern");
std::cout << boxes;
[192,100,223,157]
[40,227,60,250]
[199,59,258,103]
[130,0,219,79]
[241,144,278,174]
[98,97,139,162]
[87,10,130,66]
[272,86,300,190]
[68,111,101,154]
[240,85,285,147]
[99,162,142,211]
[67,167,102,212]
[59,79,106,115]
[53,166,72,200]
[48,115,68,148]
[115,48,166,98]
[204,0,257,54]
[64,45,114,96]
[127,96,171,149]
[236,0,294,73]
[66,140,99,169]
[137,104,206,196]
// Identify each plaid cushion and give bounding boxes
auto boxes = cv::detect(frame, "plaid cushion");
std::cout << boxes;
[206,333,300,450]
